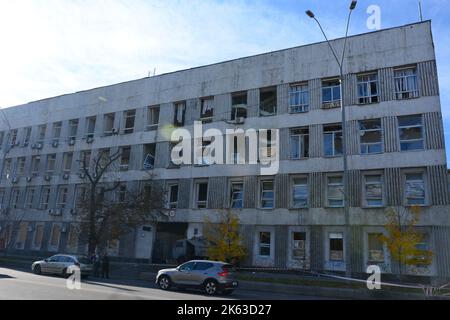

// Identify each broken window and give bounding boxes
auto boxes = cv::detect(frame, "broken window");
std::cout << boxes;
[259,232,272,257]
[52,122,62,141]
[364,175,383,207]
[368,233,384,263]
[120,147,131,171]
[200,98,214,123]
[292,177,308,208]
[360,119,382,154]
[17,157,26,175]
[37,125,47,143]
[195,182,208,209]
[147,106,160,131]
[292,232,306,260]
[46,154,56,174]
[231,92,248,121]
[85,117,96,138]
[324,125,343,157]
[394,67,419,100]
[260,180,275,209]
[259,87,277,116]
[25,188,35,209]
[322,79,341,109]
[58,186,69,209]
[69,119,79,139]
[40,187,51,210]
[405,172,426,205]
[174,102,186,127]
[290,128,309,159]
[290,84,309,113]
[168,184,179,209]
[230,181,244,209]
[329,233,344,261]
[398,115,424,151]
[327,176,344,207]
[10,129,18,147]
[143,144,156,170]
[357,73,379,104]
[10,189,20,209]
[31,156,41,176]
[123,109,136,134]
[63,152,73,173]
[23,127,32,146]
[104,113,115,136]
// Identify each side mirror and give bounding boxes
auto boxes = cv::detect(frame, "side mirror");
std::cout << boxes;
[44,259,49,263]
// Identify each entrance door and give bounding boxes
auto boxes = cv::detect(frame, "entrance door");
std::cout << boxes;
[135,226,154,260]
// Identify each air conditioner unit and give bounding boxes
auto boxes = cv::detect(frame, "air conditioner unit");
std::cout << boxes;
[33,143,43,150]
[11,177,19,184]
[68,138,76,146]
[44,175,52,181]
[52,141,59,148]
[112,128,119,135]
[63,173,70,180]
[26,176,32,183]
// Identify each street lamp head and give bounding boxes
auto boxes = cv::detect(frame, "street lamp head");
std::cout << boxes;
[350,1,358,10]
[305,10,315,18]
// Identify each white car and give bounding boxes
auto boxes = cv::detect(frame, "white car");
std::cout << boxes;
[32,254,93,277]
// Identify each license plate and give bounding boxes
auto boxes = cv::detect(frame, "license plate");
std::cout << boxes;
[232,282,238,287]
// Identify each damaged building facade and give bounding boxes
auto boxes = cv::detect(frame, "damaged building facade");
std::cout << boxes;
[0,21,450,279]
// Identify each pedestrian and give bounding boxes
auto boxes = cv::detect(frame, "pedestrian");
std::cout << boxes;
[101,253,110,279]
[93,253,101,277]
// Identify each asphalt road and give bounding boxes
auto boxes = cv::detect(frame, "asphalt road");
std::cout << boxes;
[0,267,329,300]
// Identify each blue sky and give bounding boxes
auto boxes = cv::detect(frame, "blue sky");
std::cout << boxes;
[0,0,449,166]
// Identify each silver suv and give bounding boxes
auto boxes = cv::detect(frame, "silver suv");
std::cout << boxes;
[156,260,238,295]
[32,254,93,277]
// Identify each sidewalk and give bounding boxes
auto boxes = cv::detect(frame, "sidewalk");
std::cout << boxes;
[1,255,449,300]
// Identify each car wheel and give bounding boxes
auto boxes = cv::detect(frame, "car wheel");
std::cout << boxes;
[204,280,218,296]
[158,276,171,291]
[33,265,41,275]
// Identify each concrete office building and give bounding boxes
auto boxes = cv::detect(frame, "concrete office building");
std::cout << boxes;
[0,21,449,279]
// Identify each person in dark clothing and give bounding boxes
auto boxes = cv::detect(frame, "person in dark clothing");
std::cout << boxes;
[101,254,110,279]
[93,254,101,277]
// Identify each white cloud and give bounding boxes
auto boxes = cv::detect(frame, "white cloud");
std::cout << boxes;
[0,0,313,108]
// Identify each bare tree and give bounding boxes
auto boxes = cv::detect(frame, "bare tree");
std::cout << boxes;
[76,149,166,256]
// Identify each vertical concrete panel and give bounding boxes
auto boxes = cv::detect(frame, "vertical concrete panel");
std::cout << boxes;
[158,103,174,128]
[433,226,450,278]
[424,112,445,150]
[207,177,227,209]
[418,60,439,97]
[247,89,260,118]
[130,144,143,171]
[244,176,257,209]
[382,116,399,153]
[349,226,364,273]
[134,107,145,132]
[275,174,289,209]
[343,74,356,106]
[177,179,191,209]
[275,225,288,268]
[348,170,362,207]
[185,98,200,126]
[154,142,169,169]
[214,94,231,122]
[279,128,290,161]
[427,165,450,205]
[346,120,359,155]
[379,67,394,102]
[277,83,289,115]
[310,172,323,208]
[241,225,255,266]
[309,79,321,110]
[385,168,402,206]
[309,124,323,158]
[310,226,324,271]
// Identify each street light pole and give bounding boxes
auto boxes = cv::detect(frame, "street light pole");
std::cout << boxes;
[306,1,357,278]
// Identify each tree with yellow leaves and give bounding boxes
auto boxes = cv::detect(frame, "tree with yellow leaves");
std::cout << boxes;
[380,206,433,280]
[204,209,247,264]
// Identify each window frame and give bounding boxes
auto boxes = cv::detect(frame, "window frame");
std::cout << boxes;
[259,87,277,117]
[259,179,275,209]
[168,183,179,209]
[326,175,344,208]
[194,181,209,209]
[290,127,309,160]
[324,125,343,157]
[291,176,309,209]
[229,180,244,209]
[404,170,427,206]
[394,66,419,100]
[359,119,383,155]
[258,231,272,258]
[146,106,160,131]
[357,73,379,104]
[329,232,344,262]
[200,97,214,123]
[322,78,341,108]
[123,109,136,134]
[363,173,384,208]
[398,115,424,152]
[289,83,309,113]
[174,102,186,127]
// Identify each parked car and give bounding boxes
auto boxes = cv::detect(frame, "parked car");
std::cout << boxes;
[156,260,238,296]
[31,254,93,277]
